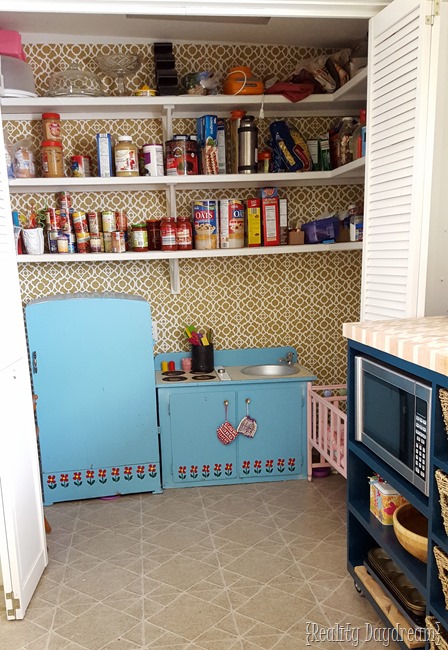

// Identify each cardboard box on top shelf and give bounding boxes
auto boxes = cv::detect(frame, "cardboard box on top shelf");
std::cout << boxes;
[336,220,350,242]
[288,229,305,245]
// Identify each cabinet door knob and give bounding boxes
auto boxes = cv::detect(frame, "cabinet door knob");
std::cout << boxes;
[224,400,229,406]
[245,398,251,405]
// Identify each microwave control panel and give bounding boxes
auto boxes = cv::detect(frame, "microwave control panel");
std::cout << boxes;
[414,397,428,481]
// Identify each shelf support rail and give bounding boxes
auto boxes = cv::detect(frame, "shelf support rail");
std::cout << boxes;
[169,258,180,294]
[163,104,174,142]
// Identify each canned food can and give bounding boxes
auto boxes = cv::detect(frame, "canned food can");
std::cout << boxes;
[57,234,69,254]
[114,211,128,232]
[87,211,101,235]
[59,210,73,233]
[90,235,102,253]
[166,139,198,176]
[75,231,90,253]
[192,200,219,250]
[142,143,164,177]
[72,211,89,233]
[71,155,91,177]
[47,229,59,254]
[111,231,126,253]
[219,199,245,249]
[58,191,72,212]
[45,208,61,231]
[102,211,116,233]
[103,232,113,253]
[67,232,77,253]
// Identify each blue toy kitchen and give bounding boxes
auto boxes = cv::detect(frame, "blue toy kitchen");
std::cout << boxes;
[25,293,316,504]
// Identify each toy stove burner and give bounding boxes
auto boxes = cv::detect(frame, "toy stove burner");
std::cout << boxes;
[191,374,216,380]
[161,370,188,382]
[162,375,188,382]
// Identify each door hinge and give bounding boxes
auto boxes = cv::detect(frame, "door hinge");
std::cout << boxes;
[426,0,440,25]
[5,591,21,617]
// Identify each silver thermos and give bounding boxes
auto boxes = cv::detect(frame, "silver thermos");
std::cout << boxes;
[238,115,258,174]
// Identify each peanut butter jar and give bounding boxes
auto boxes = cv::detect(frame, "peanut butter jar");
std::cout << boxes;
[41,140,64,178]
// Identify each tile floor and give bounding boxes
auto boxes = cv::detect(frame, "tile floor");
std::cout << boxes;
[0,475,395,650]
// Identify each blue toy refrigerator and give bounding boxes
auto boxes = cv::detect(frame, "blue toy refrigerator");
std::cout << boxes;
[25,293,162,504]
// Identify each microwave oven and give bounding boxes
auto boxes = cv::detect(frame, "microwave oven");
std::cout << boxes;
[355,356,431,496]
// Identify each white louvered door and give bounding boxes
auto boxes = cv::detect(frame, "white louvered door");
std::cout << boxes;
[0,113,47,619]
[361,0,436,320]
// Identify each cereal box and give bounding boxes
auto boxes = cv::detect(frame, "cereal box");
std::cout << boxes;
[369,478,408,525]
[245,198,261,247]
[261,197,280,246]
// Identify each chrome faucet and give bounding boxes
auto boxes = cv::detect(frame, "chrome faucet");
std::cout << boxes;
[278,352,295,365]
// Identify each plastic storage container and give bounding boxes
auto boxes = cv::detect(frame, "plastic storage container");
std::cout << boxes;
[301,217,340,244]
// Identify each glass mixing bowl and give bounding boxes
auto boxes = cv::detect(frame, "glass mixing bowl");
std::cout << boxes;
[47,64,105,97]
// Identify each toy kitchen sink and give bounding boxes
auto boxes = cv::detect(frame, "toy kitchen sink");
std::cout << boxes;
[155,347,316,488]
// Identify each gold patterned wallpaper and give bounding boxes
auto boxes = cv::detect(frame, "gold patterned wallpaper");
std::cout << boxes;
[23,42,332,97]
[11,41,363,385]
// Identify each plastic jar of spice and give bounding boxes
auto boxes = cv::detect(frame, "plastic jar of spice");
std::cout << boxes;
[176,216,193,250]
[160,217,177,251]
[131,223,149,251]
[114,135,139,177]
[42,113,62,141]
[41,140,64,178]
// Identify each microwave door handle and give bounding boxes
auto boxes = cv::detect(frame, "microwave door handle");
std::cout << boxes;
[399,393,412,466]
[399,396,406,458]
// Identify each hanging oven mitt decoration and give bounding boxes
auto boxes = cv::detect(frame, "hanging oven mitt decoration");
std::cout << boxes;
[217,400,238,445]
[237,398,258,438]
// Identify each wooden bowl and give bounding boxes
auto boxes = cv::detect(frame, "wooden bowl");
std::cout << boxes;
[393,503,428,563]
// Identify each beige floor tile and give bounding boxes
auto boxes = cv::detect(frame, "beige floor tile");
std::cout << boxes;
[0,619,48,650]
[300,541,348,577]
[224,549,293,583]
[236,586,315,631]
[147,593,228,640]
[215,521,274,547]
[0,475,401,649]
[148,555,217,590]
[64,562,137,599]
[55,603,139,649]
[143,524,207,552]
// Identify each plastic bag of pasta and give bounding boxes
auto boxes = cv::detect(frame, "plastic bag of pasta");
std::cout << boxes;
[269,121,312,172]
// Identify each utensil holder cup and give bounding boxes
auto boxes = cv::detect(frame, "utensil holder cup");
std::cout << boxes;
[192,344,214,373]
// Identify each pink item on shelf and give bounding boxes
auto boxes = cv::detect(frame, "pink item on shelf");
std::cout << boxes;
[307,383,347,481]
[0,30,26,61]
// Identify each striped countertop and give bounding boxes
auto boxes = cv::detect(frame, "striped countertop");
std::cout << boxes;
[343,316,448,376]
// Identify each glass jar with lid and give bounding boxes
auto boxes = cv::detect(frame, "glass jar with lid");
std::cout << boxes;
[114,135,139,177]
[160,217,177,251]
[131,223,149,252]
[176,216,193,250]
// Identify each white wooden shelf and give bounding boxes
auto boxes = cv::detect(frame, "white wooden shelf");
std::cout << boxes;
[1,68,367,120]
[17,241,362,264]
[9,159,365,193]
[9,69,366,294]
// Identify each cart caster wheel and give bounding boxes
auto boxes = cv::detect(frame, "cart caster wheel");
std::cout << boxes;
[354,581,364,595]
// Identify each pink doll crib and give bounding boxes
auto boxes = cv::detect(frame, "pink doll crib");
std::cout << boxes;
[307,383,347,480]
